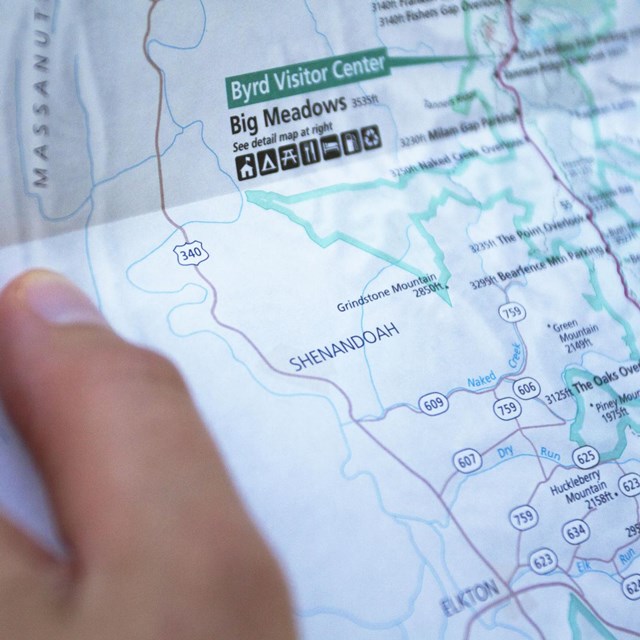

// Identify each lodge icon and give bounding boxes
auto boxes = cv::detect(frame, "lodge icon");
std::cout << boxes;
[320,135,342,160]
[235,154,256,181]
[234,124,382,181]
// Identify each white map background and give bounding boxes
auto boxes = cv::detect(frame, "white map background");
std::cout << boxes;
[1,0,640,637]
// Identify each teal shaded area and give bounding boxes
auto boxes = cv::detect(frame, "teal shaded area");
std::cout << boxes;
[524,238,640,362]
[583,257,639,360]
[568,594,617,640]
[565,366,640,460]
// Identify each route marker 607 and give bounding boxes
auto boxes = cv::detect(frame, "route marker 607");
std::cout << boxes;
[452,448,483,474]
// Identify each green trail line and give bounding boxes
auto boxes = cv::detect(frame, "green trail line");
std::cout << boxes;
[583,256,639,359]
[388,53,484,68]
[565,366,640,461]
[246,186,446,297]
[529,12,640,291]
[568,594,617,640]
[247,182,524,308]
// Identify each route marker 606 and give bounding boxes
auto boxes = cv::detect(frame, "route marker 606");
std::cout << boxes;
[513,377,541,401]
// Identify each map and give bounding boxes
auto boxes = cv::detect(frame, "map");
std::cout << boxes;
[1,0,640,637]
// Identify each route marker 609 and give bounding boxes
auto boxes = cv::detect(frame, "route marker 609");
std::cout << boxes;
[418,392,449,416]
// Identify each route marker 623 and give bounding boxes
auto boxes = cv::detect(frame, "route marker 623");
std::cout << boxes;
[619,472,640,498]
[529,548,558,575]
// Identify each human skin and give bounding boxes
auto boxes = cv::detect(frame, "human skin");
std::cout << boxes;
[0,270,296,639]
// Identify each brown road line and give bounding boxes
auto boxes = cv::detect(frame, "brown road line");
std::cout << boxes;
[140,0,548,622]
[143,0,188,239]
[496,0,640,313]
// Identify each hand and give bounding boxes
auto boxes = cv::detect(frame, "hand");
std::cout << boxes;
[0,270,296,639]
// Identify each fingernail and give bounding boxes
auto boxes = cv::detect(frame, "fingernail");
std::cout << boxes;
[16,271,108,326]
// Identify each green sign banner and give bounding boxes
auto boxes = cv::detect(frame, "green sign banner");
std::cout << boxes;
[225,47,390,108]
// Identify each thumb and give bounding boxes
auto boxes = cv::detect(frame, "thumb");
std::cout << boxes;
[0,270,252,566]
[0,270,295,638]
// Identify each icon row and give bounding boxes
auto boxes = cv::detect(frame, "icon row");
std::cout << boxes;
[235,125,382,181]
